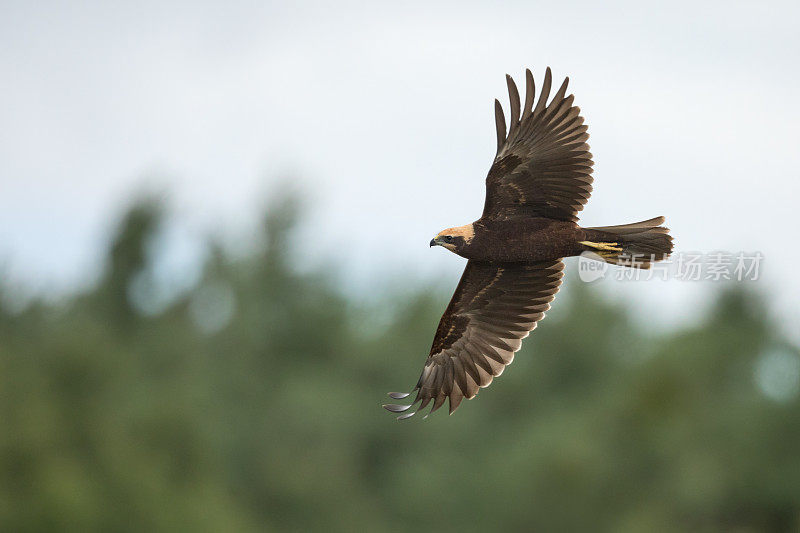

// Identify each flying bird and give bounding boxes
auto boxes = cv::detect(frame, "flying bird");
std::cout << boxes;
[383,68,673,420]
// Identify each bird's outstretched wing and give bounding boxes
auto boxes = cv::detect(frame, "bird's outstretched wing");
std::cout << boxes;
[384,260,563,419]
[483,68,593,222]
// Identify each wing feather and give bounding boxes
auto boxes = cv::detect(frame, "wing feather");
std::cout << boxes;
[522,69,535,120]
[506,74,521,137]
[484,68,594,221]
[494,99,506,156]
[383,260,564,418]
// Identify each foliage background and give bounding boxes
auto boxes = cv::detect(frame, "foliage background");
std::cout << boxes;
[1,192,798,532]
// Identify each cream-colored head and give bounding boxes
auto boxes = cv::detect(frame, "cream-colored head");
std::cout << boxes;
[430,223,475,252]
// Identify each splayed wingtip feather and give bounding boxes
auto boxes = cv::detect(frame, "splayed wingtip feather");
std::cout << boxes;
[383,403,412,413]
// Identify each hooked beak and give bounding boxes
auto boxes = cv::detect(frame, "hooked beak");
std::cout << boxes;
[429,238,437,247]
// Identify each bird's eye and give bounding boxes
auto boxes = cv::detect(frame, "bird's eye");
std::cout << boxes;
[445,236,454,243]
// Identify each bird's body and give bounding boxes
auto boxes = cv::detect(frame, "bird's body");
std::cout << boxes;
[438,218,667,263]
[384,68,674,419]
[437,218,584,262]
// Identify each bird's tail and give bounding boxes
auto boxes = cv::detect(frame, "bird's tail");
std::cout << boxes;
[580,216,673,269]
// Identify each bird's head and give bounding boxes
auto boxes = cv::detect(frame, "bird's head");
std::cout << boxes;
[430,224,475,253]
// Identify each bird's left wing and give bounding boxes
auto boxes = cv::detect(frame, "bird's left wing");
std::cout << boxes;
[482,68,594,222]
[383,260,564,419]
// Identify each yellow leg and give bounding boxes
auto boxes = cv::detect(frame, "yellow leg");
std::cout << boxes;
[579,241,623,253]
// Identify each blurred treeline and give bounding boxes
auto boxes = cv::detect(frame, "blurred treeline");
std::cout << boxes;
[1,193,799,532]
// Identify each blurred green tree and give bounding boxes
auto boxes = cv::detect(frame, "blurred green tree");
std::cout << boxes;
[0,191,798,532]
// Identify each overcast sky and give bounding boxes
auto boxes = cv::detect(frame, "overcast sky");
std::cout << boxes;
[1,1,799,335]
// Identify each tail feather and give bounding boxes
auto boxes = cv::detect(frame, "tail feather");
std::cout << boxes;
[588,216,665,235]
[582,217,673,269]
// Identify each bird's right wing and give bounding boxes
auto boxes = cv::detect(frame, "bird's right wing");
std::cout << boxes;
[482,68,594,222]
[383,260,564,419]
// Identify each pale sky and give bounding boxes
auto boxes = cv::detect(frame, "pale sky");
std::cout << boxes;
[1,1,799,335]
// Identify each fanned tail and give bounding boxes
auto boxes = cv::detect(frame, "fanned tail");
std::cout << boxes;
[580,216,673,269]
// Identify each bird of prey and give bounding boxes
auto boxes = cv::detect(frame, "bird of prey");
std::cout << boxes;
[383,68,673,420]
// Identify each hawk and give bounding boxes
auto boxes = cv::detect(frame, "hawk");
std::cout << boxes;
[384,68,673,419]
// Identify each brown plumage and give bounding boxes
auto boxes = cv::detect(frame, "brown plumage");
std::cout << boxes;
[384,68,673,420]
